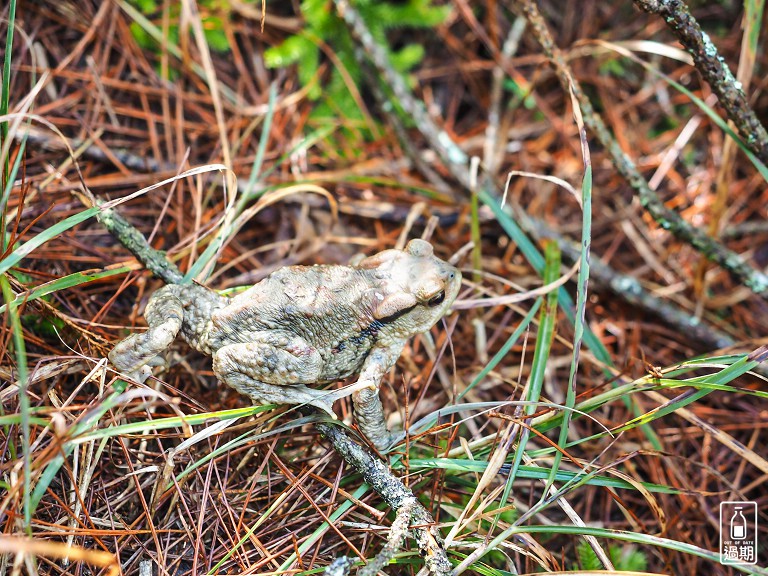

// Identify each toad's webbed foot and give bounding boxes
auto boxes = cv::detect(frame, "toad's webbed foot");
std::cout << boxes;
[108,286,183,382]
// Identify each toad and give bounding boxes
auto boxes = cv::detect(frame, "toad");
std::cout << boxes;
[109,239,461,450]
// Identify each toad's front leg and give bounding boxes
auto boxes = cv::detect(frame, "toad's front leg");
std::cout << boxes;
[352,342,406,452]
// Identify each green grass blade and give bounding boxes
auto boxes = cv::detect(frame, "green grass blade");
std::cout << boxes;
[477,187,613,368]
[1,274,31,529]
[239,82,278,206]
[502,242,560,507]
[0,266,131,314]
[548,143,593,491]
[523,241,560,419]
[405,458,680,494]
[485,525,768,576]
[0,0,16,213]
[72,404,272,444]
[1,131,24,235]
[0,0,14,123]
[529,349,766,453]
[0,207,100,276]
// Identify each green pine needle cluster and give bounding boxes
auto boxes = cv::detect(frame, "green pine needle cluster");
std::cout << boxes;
[576,541,649,572]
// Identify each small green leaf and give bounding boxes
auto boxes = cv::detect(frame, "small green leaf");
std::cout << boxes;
[204,22,230,52]
[391,44,425,72]
[265,35,313,68]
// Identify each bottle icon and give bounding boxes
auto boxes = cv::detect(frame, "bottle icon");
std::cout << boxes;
[731,507,747,540]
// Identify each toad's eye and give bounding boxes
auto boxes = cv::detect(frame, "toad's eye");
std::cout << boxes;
[426,291,445,307]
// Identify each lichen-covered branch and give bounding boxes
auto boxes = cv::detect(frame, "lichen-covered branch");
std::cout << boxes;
[357,498,416,576]
[98,205,184,285]
[634,0,768,166]
[316,422,452,576]
[516,0,768,297]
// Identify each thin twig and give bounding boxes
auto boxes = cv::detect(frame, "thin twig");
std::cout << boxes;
[633,0,768,166]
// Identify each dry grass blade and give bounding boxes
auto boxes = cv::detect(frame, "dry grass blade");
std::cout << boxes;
[0,536,120,576]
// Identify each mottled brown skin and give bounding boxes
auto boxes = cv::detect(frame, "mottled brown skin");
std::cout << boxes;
[109,239,461,450]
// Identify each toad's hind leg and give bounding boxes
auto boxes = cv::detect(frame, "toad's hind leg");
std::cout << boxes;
[109,285,183,382]
[213,339,340,415]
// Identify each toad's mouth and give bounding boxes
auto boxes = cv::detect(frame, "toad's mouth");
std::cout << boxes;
[374,305,416,325]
